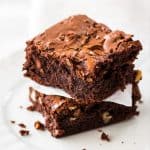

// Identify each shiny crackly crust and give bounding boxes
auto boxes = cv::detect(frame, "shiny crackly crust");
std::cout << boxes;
[23,15,142,77]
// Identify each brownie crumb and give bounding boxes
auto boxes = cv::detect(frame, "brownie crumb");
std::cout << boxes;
[27,105,36,111]
[101,132,110,142]
[139,100,143,104]
[121,141,124,144]
[98,128,102,132]
[135,111,140,116]
[82,149,86,150]
[19,130,30,136]
[34,121,45,131]
[19,105,23,109]
[10,120,15,124]
[18,123,26,128]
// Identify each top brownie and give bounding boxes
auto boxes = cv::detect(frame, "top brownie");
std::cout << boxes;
[24,15,142,101]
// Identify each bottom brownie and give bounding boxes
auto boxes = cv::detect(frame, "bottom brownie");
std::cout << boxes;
[28,86,140,138]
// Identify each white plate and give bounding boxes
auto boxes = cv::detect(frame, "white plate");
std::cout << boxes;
[0,51,150,150]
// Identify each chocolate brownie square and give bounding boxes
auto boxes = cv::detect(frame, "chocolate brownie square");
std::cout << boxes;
[28,86,139,138]
[23,15,142,101]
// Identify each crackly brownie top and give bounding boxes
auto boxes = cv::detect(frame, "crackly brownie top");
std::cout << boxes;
[27,15,142,75]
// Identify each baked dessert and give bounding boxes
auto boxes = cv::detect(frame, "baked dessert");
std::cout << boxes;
[28,84,140,138]
[23,15,142,101]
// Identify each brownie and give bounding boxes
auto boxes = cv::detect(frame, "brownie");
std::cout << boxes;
[28,86,139,138]
[23,15,142,101]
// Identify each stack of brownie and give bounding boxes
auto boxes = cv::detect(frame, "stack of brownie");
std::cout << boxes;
[23,15,142,137]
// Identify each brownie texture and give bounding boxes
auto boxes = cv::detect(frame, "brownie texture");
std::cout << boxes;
[28,86,139,138]
[23,15,142,101]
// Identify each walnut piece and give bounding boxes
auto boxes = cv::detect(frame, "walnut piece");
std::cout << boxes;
[102,112,112,124]
[135,70,142,82]
[70,117,77,121]
[68,106,77,110]
[34,121,45,130]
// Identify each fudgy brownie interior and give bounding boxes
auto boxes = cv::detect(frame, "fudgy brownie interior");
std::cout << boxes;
[28,87,139,138]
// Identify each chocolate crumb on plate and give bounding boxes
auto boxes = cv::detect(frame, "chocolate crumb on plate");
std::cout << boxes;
[19,105,23,109]
[121,141,124,144]
[18,123,26,128]
[10,120,15,124]
[139,100,143,104]
[34,121,45,131]
[101,132,110,142]
[97,128,102,132]
[19,130,30,136]
[135,111,140,116]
